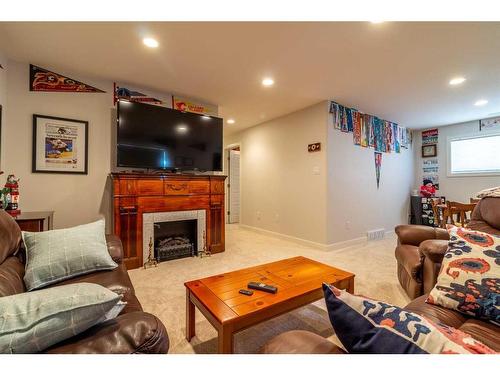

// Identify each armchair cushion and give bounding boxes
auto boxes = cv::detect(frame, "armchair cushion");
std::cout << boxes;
[419,239,449,263]
[395,225,448,247]
[427,226,500,325]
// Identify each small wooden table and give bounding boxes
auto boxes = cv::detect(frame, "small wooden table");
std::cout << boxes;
[185,256,355,353]
[13,211,54,232]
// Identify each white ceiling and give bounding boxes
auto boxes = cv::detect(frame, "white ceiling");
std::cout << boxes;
[1,22,500,134]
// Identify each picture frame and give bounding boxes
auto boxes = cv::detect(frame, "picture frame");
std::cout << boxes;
[32,114,88,174]
[421,144,437,158]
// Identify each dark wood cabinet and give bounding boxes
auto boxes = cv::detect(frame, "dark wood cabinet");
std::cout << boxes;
[111,173,226,269]
[14,211,54,232]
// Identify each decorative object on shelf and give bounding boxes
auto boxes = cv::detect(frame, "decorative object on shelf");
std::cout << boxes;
[29,64,105,93]
[329,100,411,153]
[422,144,437,158]
[32,114,88,174]
[374,151,382,189]
[172,95,217,116]
[198,230,211,258]
[479,116,500,131]
[144,237,158,269]
[2,174,20,215]
[113,82,163,105]
[420,178,437,197]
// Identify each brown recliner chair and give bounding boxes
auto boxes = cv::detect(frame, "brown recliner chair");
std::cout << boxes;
[395,197,500,299]
[0,209,169,354]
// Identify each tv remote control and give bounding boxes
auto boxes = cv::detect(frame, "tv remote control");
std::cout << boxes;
[247,282,278,294]
[239,289,253,296]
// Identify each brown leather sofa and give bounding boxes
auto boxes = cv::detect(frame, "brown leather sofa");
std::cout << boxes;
[261,197,500,354]
[0,210,169,354]
[395,197,500,299]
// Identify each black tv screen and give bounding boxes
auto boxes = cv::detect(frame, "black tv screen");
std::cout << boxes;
[117,101,223,171]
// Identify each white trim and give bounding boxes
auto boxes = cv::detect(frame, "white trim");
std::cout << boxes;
[446,132,500,177]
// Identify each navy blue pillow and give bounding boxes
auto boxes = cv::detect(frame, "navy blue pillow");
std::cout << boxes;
[322,283,495,354]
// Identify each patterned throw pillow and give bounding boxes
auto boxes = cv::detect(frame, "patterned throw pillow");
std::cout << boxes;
[0,283,125,353]
[23,219,118,291]
[427,226,499,325]
[323,284,496,354]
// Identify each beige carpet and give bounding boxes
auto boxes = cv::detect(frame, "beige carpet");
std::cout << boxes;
[128,225,411,353]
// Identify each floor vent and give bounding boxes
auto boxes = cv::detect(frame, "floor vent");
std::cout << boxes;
[367,229,385,241]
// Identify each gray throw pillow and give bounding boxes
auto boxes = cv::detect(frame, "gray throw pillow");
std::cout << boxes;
[23,219,118,291]
[0,283,125,353]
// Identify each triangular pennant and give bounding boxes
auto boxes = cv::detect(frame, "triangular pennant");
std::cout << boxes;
[374,151,382,189]
[30,64,105,93]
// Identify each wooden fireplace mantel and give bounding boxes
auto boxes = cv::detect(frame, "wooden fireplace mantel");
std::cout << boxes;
[110,172,227,269]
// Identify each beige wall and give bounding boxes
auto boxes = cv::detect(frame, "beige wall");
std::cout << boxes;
[225,101,415,247]
[414,121,500,202]
[0,51,7,170]
[3,60,173,231]
[327,118,414,244]
[224,102,330,244]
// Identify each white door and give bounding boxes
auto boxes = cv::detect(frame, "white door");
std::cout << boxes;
[228,149,240,223]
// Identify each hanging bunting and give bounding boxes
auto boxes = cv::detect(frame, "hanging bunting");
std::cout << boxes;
[360,113,368,147]
[374,151,382,189]
[353,110,361,145]
[329,101,341,130]
[30,64,105,93]
[393,123,400,153]
[368,115,375,148]
[341,106,348,132]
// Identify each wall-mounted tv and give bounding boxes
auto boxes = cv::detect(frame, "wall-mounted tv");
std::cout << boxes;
[117,100,223,172]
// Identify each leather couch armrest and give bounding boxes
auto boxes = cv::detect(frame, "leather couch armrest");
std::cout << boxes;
[395,225,449,247]
[419,239,449,294]
[106,234,124,264]
[44,312,169,354]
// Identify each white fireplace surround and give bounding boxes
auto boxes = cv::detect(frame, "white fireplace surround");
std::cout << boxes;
[142,210,206,265]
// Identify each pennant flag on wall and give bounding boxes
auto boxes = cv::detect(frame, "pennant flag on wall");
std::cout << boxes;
[374,151,382,189]
[113,83,163,105]
[29,64,105,93]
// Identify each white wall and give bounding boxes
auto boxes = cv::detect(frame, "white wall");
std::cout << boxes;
[3,60,173,231]
[224,101,415,247]
[327,121,414,244]
[224,102,330,245]
[414,121,500,202]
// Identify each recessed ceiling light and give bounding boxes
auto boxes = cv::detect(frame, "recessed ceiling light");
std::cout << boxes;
[262,78,274,87]
[143,37,159,48]
[474,99,488,106]
[449,77,466,85]
[227,118,235,124]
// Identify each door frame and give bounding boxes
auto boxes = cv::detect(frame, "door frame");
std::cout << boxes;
[224,143,241,224]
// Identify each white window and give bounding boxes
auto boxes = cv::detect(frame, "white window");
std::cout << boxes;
[448,133,500,176]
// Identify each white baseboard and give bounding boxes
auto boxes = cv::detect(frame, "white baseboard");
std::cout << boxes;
[238,224,368,251]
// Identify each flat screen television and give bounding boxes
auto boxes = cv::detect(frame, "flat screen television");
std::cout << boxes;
[117,100,223,171]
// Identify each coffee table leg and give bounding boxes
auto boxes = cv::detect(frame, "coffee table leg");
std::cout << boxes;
[347,277,354,294]
[218,326,234,354]
[186,289,195,341]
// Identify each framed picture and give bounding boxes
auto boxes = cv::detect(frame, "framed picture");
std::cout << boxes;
[32,114,88,174]
[421,144,437,158]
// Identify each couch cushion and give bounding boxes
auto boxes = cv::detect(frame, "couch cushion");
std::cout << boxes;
[427,226,499,325]
[0,283,125,353]
[0,256,26,297]
[323,284,495,354]
[23,219,118,291]
[49,263,142,314]
[0,210,21,264]
[260,330,346,354]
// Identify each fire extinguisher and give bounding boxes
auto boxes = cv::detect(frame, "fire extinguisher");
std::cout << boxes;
[4,174,20,216]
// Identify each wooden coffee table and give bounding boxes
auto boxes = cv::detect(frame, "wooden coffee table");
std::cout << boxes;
[184,256,354,353]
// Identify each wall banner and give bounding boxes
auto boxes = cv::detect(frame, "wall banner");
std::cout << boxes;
[172,96,218,116]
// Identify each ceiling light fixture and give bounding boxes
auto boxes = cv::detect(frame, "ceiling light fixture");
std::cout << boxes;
[227,119,235,124]
[449,77,466,86]
[143,37,159,48]
[262,78,275,87]
[474,99,488,106]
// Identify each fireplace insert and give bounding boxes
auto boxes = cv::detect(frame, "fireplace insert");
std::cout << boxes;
[154,219,197,262]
